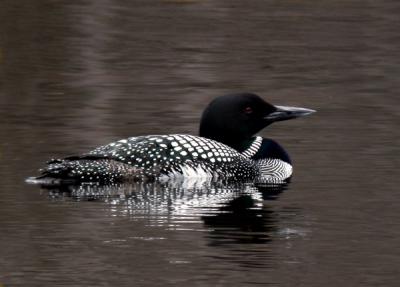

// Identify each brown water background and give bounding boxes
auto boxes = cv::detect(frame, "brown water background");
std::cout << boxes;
[0,1,399,286]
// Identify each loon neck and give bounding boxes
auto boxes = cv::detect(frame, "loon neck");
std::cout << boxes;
[202,135,260,154]
[240,136,263,158]
[231,137,257,153]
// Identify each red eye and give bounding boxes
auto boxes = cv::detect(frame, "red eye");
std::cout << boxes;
[244,107,253,114]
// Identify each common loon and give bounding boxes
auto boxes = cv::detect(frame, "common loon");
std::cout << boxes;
[29,93,315,185]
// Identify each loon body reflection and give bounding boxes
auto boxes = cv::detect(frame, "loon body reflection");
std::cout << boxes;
[47,181,292,247]
[28,93,314,185]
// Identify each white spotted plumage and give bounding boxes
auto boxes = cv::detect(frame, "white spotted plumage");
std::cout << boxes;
[39,134,292,184]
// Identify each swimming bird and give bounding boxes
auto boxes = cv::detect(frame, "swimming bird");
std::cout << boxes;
[29,93,315,185]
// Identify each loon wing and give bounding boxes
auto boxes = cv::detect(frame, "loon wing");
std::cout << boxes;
[33,135,259,185]
[31,134,292,186]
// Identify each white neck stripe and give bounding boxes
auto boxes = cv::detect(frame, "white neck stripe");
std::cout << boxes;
[241,136,263,158]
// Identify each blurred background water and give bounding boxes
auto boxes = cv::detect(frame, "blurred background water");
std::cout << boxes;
[0,1,399,286]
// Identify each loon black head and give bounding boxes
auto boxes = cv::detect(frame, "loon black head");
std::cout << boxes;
[199,93,315,151]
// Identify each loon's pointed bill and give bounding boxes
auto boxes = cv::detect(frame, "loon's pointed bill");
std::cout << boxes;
[265,105,316,122]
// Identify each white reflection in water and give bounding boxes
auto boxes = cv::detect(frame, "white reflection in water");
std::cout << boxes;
[43,180,295,246]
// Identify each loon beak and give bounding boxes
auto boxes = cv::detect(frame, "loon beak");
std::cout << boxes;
[265,105,316,122]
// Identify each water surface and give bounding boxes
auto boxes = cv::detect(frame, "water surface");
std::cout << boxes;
[0,1,399,286]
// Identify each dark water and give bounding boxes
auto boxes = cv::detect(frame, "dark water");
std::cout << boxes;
[1,1,399,286]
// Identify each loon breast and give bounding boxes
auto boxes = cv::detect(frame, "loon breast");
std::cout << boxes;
[240,136,293,181]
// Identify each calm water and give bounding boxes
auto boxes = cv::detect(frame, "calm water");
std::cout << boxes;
[1,1,399,286]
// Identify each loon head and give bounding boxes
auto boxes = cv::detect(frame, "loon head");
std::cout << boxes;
[199,93,315,151]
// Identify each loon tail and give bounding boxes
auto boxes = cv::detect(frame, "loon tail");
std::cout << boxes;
[26,156,143,186]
